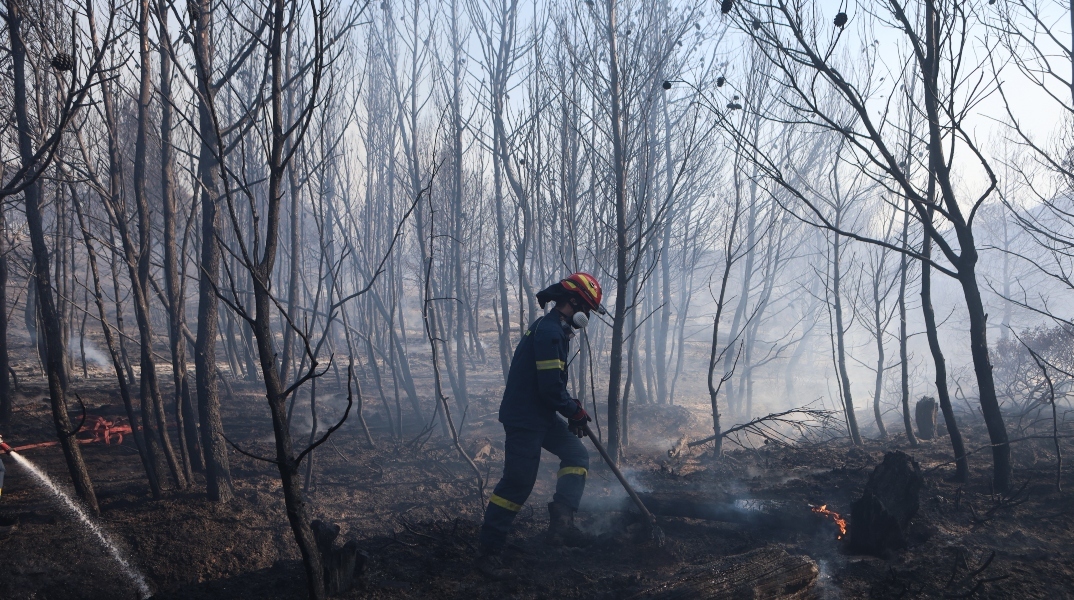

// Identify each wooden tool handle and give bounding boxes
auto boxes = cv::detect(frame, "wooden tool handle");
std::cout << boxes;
[584,426,658,526]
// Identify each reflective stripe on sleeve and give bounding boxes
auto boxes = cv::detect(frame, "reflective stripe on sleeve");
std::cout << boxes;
[489,494,522,512]
[557,466,587,478]
[536,359,566,371]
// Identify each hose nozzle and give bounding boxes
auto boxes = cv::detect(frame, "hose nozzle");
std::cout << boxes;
[0,434,10,453]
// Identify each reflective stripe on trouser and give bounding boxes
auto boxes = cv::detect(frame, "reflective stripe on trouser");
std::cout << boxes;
[479,419,590,550]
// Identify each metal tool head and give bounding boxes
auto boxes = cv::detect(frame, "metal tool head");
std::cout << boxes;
[651,524,666,547]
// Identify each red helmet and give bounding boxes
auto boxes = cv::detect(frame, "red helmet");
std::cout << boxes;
[560,272,605,314]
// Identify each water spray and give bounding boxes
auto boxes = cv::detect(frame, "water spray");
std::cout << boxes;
[0,433,152,599]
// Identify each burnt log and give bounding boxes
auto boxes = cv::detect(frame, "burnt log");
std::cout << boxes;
[629,547,817,599]
[590,492,824,535]
[849,451,922,556]
[915,397,937,440]
[631,493,804,529]
[311,519,366,596]
[633,493,764,523]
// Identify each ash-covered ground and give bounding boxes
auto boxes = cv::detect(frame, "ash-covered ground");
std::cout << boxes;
[1,345,1072,599]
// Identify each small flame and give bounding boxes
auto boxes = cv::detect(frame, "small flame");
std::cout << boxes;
[811,504,847,540]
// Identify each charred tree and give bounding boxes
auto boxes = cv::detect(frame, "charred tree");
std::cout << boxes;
[919,204,967,479]
[190,0,234,503]
[129,0,187,488]
[897,196,918,447]
[4,0,98,513]
[605,0,628,464]
[0,201,9,427]
[158,0,204,474]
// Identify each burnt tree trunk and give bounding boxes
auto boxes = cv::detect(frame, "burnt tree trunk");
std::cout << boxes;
[132,0,187,488]
[0,200,9,427]
[915,397,937,440]
[832,230,862,446]
[606,0,628,465]
[191,0,234,503]
[920,203,967,479]
[897,197,918,447]
[871,265,888,439]
[920,0,1009,490]
[242,0,327,595]
[311,520,366,596]
[158,0,204,474]
[849,451,922,557]
[5,0,98,514]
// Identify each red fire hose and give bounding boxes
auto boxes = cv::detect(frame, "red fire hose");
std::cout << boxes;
[0,417,132,455]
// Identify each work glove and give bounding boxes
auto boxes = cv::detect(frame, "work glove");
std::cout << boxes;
[567,401,591,438]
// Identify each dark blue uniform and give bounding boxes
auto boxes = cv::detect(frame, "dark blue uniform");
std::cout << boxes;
[479,313,590,550]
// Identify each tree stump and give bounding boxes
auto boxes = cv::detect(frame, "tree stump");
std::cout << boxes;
[848,451,922,556]
[915,397,937,440]
[311,520,366,596]
[628,547,817,599]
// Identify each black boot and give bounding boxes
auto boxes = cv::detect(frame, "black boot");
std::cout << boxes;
[475,543,514,581]
[547,501,595,547]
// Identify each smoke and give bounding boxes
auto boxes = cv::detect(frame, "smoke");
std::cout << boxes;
[575,467,656,537]
[73,337,111,369]
[814,559,842,599]
[289,391,354,439]
[620,468,652,493]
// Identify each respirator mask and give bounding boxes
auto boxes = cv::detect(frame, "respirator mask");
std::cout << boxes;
[573,311,589,329]
[570,300,590,329]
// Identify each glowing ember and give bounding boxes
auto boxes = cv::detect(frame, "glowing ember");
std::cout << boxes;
[811,504,847,540]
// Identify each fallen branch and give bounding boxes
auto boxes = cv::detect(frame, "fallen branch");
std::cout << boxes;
[968,481,1030,525]
[685,406,838,450]
[943,551,1008,598]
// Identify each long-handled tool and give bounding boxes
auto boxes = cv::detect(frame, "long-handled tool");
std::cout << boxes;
[583,425,665,545]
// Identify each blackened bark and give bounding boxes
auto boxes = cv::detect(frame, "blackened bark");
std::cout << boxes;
[832,231,862,446]
[279,11,301,386]
[605,0,627,464]
[159,0,204,473]
[449,0,469,411]
[921,0,1008,490]
[250,0,326,594]
[6,0,98,513]
[107,232,137,389]
[191,0,234,503]
[134,0,187,488]
[958,264,1011,490]
[871,272,888,440]
[920,212,968,480]
[0,202,9,427]
[898,199,918,446]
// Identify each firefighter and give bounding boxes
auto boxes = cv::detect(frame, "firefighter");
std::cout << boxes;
[478,272,605,578]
